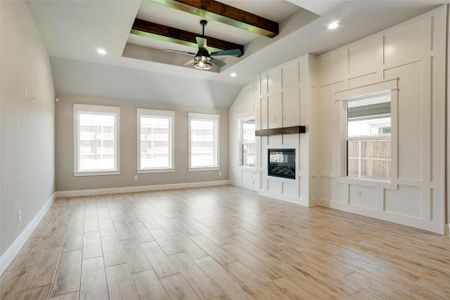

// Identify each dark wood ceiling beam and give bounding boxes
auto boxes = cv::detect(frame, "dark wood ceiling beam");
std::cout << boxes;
[131,18,244,54]
[150,0,279,37]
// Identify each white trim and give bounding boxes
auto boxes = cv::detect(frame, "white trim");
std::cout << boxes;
[315,198,445,234]
[55,180,230,198]
[73,104,119,113]
[239,117,256,168]
[73,104,120,175]
[0,193,55,276]
[258,190,309,207]
[267,175,296,183]
[188,167,220,172]
[334,78,399,100]
[188,112,220,120]
[137,108,175,117]
[137,168,175,174]
[74,171,120,177]
[337,81,398,182]
[188,112,220,170]
[231,179,259,192]
[137,108,175,172]
[238,166,257,171]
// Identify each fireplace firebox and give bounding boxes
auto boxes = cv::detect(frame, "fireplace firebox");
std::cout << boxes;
[268,148,296,180]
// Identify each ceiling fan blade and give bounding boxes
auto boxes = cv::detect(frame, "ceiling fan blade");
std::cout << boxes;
[182,59,195,66]
[196,37,207,49]
[211,49,242,57]
[164,49,196,56]
[211,57,226,68]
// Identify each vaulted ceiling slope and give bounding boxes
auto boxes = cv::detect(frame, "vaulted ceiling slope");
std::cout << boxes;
[51,56,242,109]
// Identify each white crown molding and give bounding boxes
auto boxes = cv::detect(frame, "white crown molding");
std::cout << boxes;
[0,193,55,276]
[55,180,230,198]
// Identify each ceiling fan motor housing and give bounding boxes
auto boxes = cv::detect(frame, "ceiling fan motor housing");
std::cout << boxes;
[196,47,210,57]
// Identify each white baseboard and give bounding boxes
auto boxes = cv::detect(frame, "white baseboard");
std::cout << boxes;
[258,190,309,207]
[55,180,230,198]
[316,198,444,234]
[0,193,55,276]
[229,180,259,192]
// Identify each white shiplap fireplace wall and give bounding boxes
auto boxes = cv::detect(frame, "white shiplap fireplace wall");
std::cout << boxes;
[230,54,318,207]
[230,5,447,234]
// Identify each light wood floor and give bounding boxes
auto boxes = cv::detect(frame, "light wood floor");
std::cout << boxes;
[1,185,450,300]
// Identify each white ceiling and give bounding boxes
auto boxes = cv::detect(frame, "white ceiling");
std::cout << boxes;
[127,34,197,54]
[27,0,449,108]
[27,0,141,60]
[217,0,301,22]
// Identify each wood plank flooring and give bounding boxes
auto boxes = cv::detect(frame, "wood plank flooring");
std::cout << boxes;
[1,185,450,299]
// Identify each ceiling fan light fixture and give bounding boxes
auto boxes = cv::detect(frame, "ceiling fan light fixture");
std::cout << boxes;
[194,55,212,70]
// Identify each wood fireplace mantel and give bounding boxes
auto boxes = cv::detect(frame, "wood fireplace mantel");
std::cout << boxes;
[255,125,306,136]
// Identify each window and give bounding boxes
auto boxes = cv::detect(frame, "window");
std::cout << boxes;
[74,104,119,175]
[241,119,256,167]
[188,113,219,169]
[346,91,391,179]
[137,109,174,172]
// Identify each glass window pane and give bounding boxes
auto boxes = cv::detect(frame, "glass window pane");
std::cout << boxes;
[78,112,116,172]
[347,92,391,179]
[190,117,218,168]
[140,115,171,169]
[241,119,256,167]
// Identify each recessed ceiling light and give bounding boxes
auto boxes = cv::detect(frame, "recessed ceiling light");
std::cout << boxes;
[327,21,340,30]
[230,72,237,77]
[96,47,107,55]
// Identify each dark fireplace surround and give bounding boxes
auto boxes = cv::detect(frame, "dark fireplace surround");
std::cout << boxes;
[268,148,296,180]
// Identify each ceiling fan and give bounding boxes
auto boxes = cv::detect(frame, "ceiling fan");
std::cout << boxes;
[165,20,242,70]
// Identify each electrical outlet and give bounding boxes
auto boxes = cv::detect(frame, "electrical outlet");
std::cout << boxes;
[17,210,22,223]
[134,175,138,181]
[218,171,222,176]
[356,190,362,198]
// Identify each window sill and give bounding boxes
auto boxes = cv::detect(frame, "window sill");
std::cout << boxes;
[74,171,120,177]
[240,166,256,170]
[337,176,393,187]
[137,168,175,174]
[189,167,220,172]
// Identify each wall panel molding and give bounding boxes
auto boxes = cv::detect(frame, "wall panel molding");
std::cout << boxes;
[316,5,447,233]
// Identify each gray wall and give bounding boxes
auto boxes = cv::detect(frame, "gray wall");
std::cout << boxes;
[55,95,229,191]
[0,1,55,256]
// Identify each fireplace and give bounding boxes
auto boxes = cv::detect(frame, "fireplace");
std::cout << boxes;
[268,148,296,180]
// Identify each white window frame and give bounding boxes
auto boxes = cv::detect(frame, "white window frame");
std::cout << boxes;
[336,79,398,185]
[345,93,391,180]
[239,117,256,168]
[188,112,220,171]
[137,108,175,173]
[73,104,120,176]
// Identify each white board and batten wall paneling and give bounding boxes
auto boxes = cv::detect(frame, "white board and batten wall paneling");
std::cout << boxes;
[315,5,447,234]
[260,56,312,206]
[229,81,260,191]
[230,54,318,206]
[230,5,447,234]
